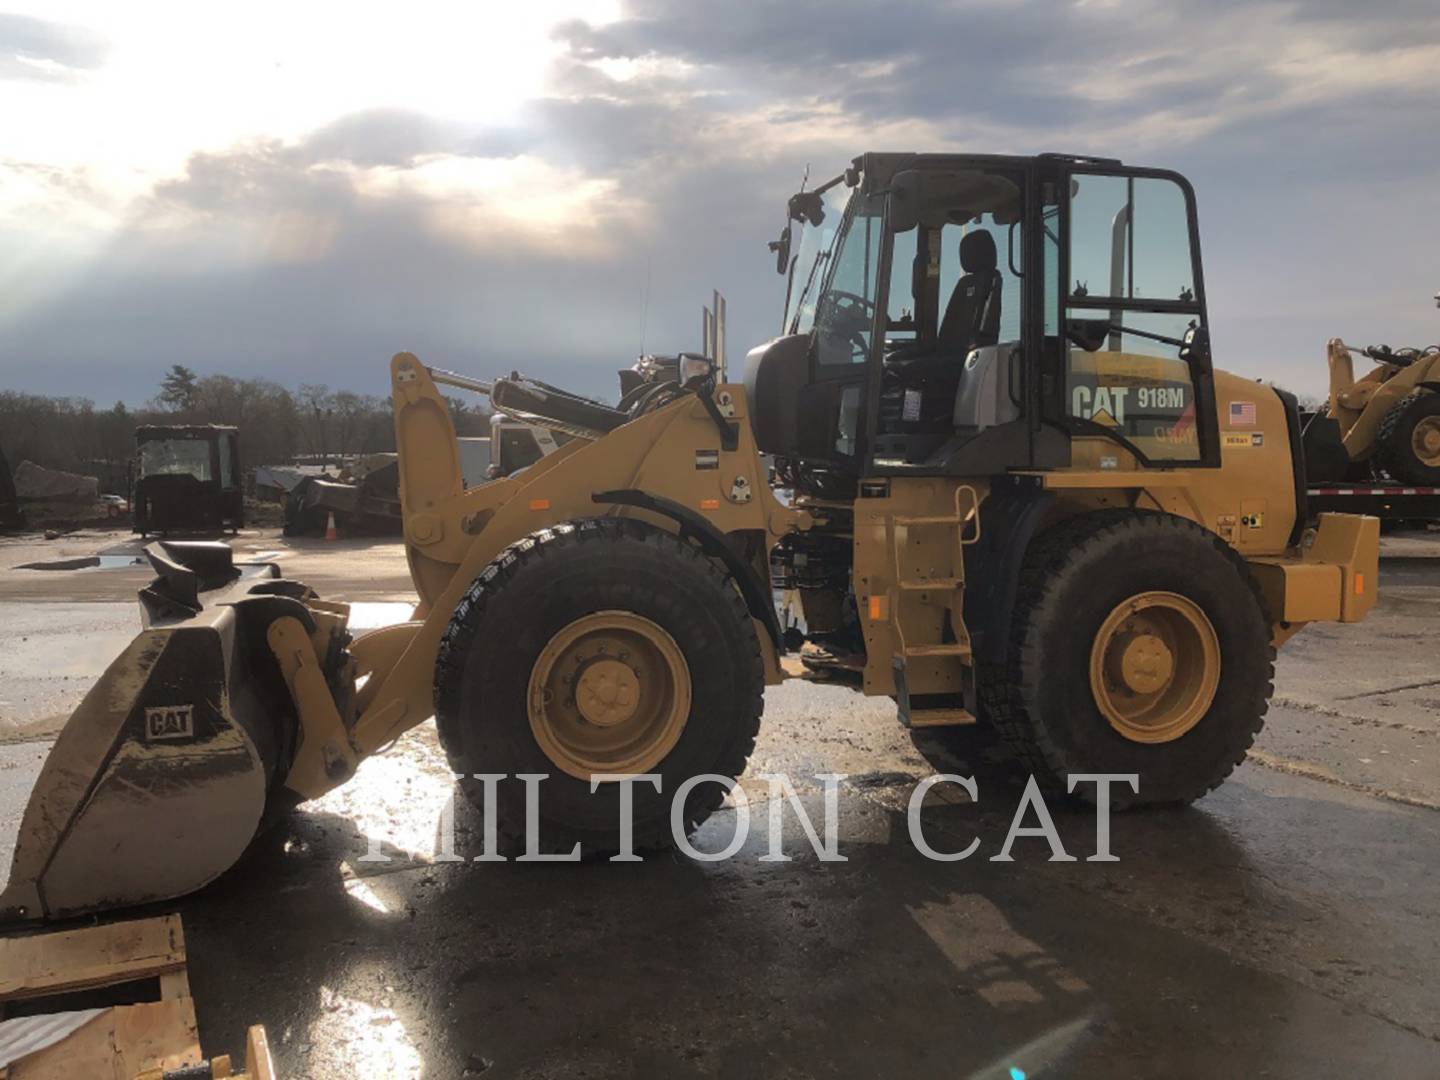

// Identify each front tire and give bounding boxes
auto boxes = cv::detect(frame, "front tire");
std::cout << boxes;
[1376,391,1440,485]
[979,511,1273,806]
[434,517,764,854]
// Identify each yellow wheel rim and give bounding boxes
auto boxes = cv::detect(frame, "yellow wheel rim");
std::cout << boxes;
[1411,415,1440,467]
[527,611,691,780]
[1089,591,1220,744]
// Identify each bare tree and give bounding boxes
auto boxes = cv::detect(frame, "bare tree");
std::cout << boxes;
[4,371,407,477]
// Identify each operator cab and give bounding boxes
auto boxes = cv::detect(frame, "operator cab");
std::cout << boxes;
[745,152,1220,494]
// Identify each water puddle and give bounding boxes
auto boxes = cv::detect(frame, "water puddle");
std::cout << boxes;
[15,554,148,572]
[98,554,147,569]
[17,549,280,573]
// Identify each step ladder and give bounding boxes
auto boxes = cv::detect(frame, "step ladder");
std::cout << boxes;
[905,706,977,728]
[888,485,981,728]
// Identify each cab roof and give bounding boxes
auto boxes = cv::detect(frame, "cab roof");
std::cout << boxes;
[850,151,1124,191]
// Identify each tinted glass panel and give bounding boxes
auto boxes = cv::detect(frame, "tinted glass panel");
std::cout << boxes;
[1042,201,1061,336]
[886,225,917,344]
[815,194,884,366]
[938,216,1021,344]
[139,439,213,481]
[1064,311,1201,461]
[1069,175,1194,302]
[1131,179,1196,303]
[787,184,852,335]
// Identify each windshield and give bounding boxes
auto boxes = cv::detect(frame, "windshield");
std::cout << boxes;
[813,192,886,366]
[139,438,213,481]
[784,182,854,335]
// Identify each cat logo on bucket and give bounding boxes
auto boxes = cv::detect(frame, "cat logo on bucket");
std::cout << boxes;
[144,704,195,742]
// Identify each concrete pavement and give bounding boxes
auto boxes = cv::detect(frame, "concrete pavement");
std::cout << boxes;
[1,526,1437,1076]
[175,718,1440,1078]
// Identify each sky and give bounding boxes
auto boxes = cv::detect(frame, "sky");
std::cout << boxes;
[1,0,1437,406]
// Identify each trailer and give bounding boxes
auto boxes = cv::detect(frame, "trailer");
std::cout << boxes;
[1308,484,1440,527]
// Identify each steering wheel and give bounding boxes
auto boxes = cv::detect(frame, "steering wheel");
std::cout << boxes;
[816,290,876,356]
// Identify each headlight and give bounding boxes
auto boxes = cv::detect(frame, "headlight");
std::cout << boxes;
[678,353,715,386]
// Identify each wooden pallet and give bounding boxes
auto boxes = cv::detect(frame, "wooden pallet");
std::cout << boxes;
[0,915,273,1079]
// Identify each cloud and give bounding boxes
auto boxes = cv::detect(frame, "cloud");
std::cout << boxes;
[555,0,1440,152]
[0,13,107,83]
[303,109,463,169]
[2,1,1439,409]
[0,101,792,406]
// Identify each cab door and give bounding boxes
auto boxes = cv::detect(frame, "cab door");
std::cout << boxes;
[1052,166,1220,467]
[794,189,887,467]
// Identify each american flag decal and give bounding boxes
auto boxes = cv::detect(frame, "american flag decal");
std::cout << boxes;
[1229,401,1256,426]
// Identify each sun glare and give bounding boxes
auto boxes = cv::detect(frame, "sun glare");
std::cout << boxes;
[1,2,620,220]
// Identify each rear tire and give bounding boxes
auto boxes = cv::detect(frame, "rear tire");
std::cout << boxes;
[434,517,764,855]
[979,511,1273,806]
[1376,391,1440,485]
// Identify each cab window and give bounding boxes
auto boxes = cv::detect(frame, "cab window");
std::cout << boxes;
[873,167,1026,442]
[886,225,917,346]
[937,216,1022,346]
[1063,173,1206,463]
[815,193,884,367]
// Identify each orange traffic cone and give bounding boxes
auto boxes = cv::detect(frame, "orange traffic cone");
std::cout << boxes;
[324,512,339,541]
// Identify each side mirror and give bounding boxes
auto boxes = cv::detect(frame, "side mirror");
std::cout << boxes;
[888,170,921,233]
[788,190,825,226]
[768,225,792,276]
[1064,318,1111,353]
[1179,324,1211,365]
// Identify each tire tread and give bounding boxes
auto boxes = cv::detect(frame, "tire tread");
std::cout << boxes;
[1375,390,1440,485]
[433,516,763,853]
[979,510,1275,806]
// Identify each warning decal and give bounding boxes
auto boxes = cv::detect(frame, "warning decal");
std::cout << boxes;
[1223,432,1265,449]
[902,389,922,422]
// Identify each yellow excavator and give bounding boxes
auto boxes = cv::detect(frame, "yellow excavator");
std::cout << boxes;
[1,152,1378,923]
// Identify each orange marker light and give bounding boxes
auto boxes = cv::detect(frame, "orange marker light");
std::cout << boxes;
[699,498,721,510]
[1353,572,1365,595]
[529,498,551,511]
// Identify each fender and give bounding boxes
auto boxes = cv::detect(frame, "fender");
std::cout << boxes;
[592,488,784,653]
[963,479,1055,666]
[1273,386,1308,546]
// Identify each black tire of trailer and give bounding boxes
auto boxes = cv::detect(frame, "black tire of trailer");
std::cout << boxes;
[977,510,1274,807]
[1375,391,1440,486]
[433,516,764,855]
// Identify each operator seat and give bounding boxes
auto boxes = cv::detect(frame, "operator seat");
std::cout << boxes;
[879,229,1005,433]
[938,230,1002,354]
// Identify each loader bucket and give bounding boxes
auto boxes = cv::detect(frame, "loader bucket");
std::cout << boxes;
[0,542,323,923]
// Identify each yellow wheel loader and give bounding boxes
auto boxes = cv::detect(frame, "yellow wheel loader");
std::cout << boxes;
[1303,336,1440,485]
[1,152,1380,923]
